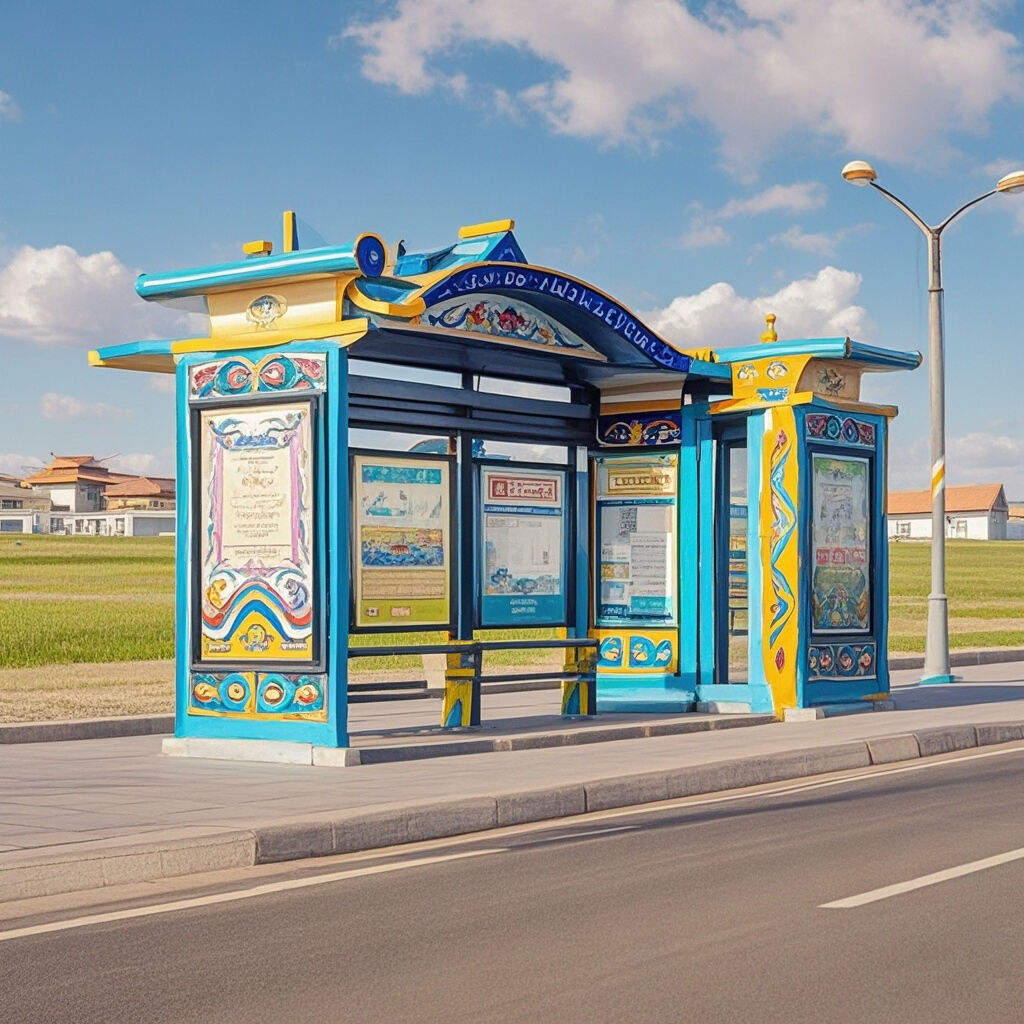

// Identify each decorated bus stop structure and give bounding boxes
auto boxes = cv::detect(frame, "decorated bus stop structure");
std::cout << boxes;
[91,217,920,756]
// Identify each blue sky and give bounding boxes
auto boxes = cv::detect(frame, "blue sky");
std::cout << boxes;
[2,0,1023,493]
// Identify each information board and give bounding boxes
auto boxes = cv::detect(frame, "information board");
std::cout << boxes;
[810,453,871,634]
[196,399,317,663]
[595,454,678,625]
[352,454,452,629]
[480,466,566,626]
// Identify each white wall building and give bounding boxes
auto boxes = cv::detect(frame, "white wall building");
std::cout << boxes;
[888,483,1011,540]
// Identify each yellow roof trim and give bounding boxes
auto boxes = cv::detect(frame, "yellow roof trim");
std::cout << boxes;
[458,218,515,240]
[170,318,369,355]
[345,280,426,318]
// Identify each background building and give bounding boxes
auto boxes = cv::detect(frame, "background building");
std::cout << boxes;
[888,483,1011,540]
[14,456,175,536]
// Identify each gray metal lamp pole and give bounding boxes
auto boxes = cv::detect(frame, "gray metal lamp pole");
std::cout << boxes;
[841,161,1024,685]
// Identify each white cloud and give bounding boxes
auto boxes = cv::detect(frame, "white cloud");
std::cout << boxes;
[0,244,203,347]
[770,226,839,256]
[719,183,827,219]
[0,91,19,122]
[0,453,43,478]
[645,266,871,349]
[106,452,168,477]
[680,223,730,249]
[889,430,1024,496]
[40,392,133,421]
[340,1,1024,165]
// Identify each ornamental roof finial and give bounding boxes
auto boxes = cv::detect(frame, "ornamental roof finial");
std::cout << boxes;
[761,312,777,343]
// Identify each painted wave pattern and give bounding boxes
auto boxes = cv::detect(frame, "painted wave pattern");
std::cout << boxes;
[202,579,313,642]
[768,429,796,651]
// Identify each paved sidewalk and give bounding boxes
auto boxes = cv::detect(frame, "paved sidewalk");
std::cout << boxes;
[3,661,1024,902]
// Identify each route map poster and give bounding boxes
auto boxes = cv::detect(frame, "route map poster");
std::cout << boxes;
[197,400,316,663]
[352,454,452,629]
[595,454,677,625]
[811,453,871,634]
[480,467,566,626]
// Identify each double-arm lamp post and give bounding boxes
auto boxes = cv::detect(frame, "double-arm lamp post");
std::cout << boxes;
[841,161,1024,684]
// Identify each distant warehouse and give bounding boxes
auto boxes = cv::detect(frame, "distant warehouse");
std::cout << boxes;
[888,483,1011,540]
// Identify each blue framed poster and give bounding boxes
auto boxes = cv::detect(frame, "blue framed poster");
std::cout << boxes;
[595,454,678,625]
[480,465,567,626]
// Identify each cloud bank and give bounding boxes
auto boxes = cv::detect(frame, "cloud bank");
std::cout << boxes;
[0,244,202,347]
[342,0,1024,165]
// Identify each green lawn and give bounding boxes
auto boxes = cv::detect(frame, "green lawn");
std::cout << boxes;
[1,534,1022,671]
[888,540,1024,652]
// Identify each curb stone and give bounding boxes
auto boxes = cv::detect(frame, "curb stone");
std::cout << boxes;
[5,722,1024,904]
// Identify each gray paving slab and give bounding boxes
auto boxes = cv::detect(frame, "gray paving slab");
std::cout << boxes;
[4,661,1024,902]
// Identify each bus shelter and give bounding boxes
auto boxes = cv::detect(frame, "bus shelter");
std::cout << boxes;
[91,217,920,756]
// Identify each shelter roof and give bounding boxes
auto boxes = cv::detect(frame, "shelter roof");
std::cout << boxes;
[888,483,1008,516]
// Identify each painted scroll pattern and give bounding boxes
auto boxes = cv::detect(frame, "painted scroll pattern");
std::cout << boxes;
[807,643,876,681]
[805,413,875,447]
[190,353,326,398]
[424,294,594,352]
[189,671,326,719]
[199,403,314,661]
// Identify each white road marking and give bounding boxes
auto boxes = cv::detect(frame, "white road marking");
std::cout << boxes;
[5,743,1023,940]
[821,847,1024,909]
[0,848,502,943]
[520,824,638,844]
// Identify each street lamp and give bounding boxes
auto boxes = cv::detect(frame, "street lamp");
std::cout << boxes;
[841,160,1024,684]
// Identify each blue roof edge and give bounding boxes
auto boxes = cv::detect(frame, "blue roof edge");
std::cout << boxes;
[136,235,387,300]
[714,337,921,369]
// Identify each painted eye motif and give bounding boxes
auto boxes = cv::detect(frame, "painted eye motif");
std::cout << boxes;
[227,682,246,701]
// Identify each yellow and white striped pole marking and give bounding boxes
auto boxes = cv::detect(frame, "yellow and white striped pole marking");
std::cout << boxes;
[931,457,945,498]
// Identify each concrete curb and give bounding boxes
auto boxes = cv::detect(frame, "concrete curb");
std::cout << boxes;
[4,720,1024,904]
[888,648,1024,671]
[0,715,175,745]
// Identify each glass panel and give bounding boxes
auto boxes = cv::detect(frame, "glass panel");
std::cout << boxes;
[727,444,749,680]
[349,428,451,454]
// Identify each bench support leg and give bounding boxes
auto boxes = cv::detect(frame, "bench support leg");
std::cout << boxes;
[441,648,481,729]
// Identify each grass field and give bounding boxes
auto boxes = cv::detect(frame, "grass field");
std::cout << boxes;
[0,534,1021,721]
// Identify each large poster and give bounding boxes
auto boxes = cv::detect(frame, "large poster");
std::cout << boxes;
[197,400,316,663]
[480,467,566,626]
[811,453,870,633]
[352,454,452,629]
[595,455,677,625]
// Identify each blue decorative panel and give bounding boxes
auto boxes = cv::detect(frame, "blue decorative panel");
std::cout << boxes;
[807,643,877,681]
[805,413,876,447]
[597,410,681,447]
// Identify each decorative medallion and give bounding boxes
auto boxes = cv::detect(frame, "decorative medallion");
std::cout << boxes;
[246,293,288,329]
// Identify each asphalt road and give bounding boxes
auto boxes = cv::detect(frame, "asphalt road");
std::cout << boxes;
[4,747,1024,1023]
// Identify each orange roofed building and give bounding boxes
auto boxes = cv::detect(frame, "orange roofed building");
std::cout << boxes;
[887,483,1011,541]
[18,456,175,537]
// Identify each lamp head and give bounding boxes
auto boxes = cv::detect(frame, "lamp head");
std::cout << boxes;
[996,170,1024,194]
[841,160,877,187]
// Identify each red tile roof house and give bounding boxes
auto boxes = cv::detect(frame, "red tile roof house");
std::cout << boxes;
[887,483,1010,540]
[21,456,175,537]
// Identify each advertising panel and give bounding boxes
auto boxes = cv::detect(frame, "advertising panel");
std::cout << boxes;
[196,399,317,663]
[352,454,453,629]
[480,466,566,626]
[810,453,871,634]
[595,454,678,625]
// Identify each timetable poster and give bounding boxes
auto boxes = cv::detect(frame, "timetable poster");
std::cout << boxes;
[810,453,871,634]
[595,454,678,625]
[480,467,566,626]
[352,455,452,629]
